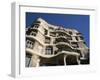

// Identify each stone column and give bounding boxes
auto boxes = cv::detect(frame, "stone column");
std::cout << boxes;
[32,55,40,67]
[64,55,67,66]
[76,56,80,65]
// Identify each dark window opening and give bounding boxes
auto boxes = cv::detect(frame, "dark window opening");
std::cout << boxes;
[26,28,31,35]
[45,37,51,44]
[83,41,86,45]
[55,37,70,44]
[25,53,32,67]
[44,29,48,35]
[45,46,53,55]
[50,32,56,37]
[30,29,38,36]
[67,36,72,40]
[26,39,35,49]
[33,24,39,28]
[69,31,72,35]
[71,42,79,48]
[75,37,79,41]
[30,31,37,36]
[56,45,72,52]
[31,24,39,28]
[80,36,84,40]
[54,50,58,54]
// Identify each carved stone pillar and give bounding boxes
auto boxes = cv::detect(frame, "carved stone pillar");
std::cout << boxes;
[76,56,80,65]
[32,55,40,67]
[64,55,67,66]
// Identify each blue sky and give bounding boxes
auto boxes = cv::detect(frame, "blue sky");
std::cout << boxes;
[26,12,90,47]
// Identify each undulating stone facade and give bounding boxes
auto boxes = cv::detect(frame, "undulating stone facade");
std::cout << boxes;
[25,18,89,67]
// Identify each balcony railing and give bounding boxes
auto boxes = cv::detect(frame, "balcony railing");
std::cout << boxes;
[54,37,70,44]
[55,28,70,36]
[50,32,56,37]
[56,35,72,40]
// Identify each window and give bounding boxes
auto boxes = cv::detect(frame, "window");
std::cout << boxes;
[56,44,73,52]
[34,24,39,28]
[55,37,70,44]
[83,41,86,45]
[50,32,56,37]
[25,53,32,67]
[45,46,53,55]
[67,36,72,40]
[45,37,51,44]
[75,36,79,41]
[44,29,48,35]
[26,40,34,49]
[80,36,84,40]
[26,28,31,35]
[69,31,72,35]
[71,42,79,48]
[30,31,36,36]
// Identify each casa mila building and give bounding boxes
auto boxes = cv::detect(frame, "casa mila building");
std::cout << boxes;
[25,18,89,67]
